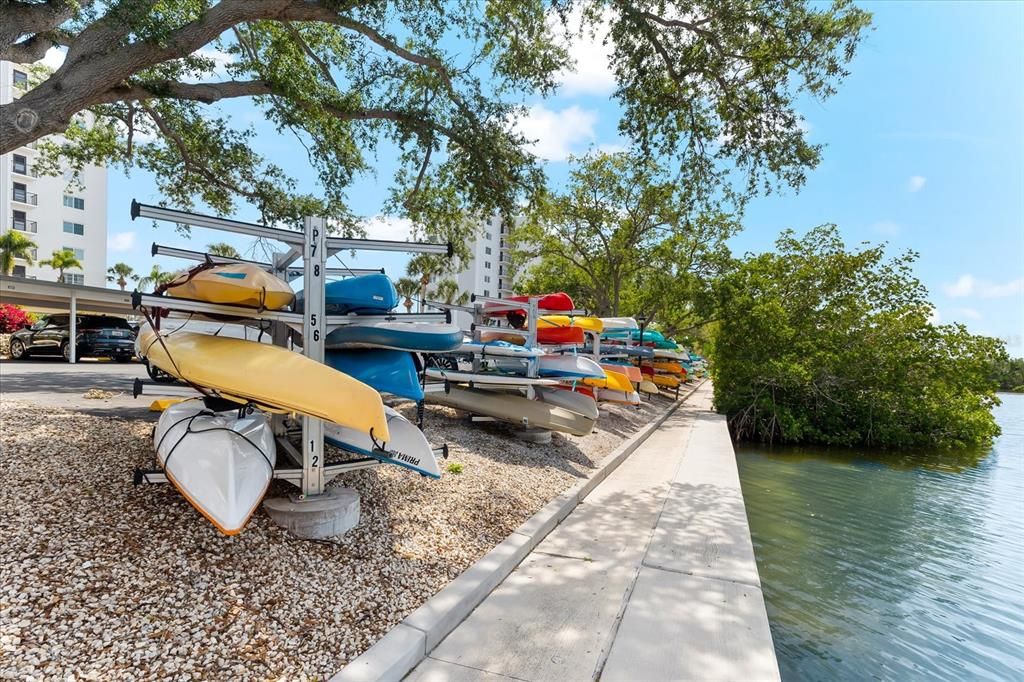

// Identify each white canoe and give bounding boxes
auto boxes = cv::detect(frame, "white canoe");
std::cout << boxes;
[325,406,441,479]
[424,367,559,387]
[153,400,276,535]
[639,379,660,394]
[653,349,683,360]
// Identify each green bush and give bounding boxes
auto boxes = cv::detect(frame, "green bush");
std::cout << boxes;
[707,226,1005,448]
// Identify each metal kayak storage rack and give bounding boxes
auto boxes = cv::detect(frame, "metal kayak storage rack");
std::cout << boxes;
[128,200,452,505]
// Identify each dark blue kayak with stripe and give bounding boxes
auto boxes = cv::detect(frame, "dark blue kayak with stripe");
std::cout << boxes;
[325,322,464,352]
[295,273,398,314]
[324,349,423,401]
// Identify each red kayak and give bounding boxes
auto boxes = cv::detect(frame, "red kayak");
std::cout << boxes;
[485,292,575,316]
[640,365,655,377]
[538,326,584,345]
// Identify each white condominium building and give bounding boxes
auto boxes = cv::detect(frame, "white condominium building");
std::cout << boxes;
[452,214,518,328]
[1,61,108,287]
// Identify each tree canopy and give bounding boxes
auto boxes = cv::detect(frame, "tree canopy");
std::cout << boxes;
[0,230,37,275]
[513,150,737,326]
[703,225,1006,448]
[40,248,83,282]
[1,0,870,241]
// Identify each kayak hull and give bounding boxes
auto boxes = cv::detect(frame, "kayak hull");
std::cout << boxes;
[154,401,276,535]
[325,322,463,352]
[136,327,389,439]
[165,263,294,310]
[325,349,424,401]
[427,386,595,436]
[325,406,440,478]
[534,386,600,420]
[295,274,398,314]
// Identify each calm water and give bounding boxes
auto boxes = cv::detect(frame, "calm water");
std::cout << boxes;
[737,393,1024,681]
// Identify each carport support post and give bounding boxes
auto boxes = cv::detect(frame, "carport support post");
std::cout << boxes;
[69,292,77,363]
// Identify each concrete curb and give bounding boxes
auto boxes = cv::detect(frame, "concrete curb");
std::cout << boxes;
[332,381,706,682]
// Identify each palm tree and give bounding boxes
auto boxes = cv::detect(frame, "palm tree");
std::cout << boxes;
[0,230,38,275]
[406,254,447,313]
[40,249,83,283]
[430,279,470,306]
[206,242,240,259]
[137,265,177,292]
[106,262,137,290]
[395,277,420,314]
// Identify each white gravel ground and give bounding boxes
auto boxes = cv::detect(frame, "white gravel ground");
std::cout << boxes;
[0,392,677,680]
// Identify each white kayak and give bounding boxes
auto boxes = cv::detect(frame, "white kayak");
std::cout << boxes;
[639,379,659,394]
[596,388,642,405]
[600,317,639,331]
[425,367,560,386]
[325,406,442,479]
[653,349,683,360]
[457,339,546,358]
[491,353,605,379]
[534,386,600,420]
[153,400,276,535]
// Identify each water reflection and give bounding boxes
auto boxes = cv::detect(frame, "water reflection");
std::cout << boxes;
[737,393,1024,681]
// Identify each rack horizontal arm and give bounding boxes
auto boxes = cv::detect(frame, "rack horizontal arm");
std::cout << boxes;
[151,243,384,277]
[327,237,452,256]
[132,200,304,245]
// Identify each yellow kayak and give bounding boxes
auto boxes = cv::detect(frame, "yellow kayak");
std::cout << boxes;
[651,373,681,388]
[583,368,633,393]
[164,263,295,310]
[639,379,659,394]
[538,315,604,334]
[137,327,389,439]
[602,363,642,383]
[651,361,683,375]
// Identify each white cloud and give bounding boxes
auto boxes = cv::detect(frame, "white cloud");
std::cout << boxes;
[953,307,982,320]
[514,104,598,161]
[364,215,414,241]
[928,308,941,325]
[871,220,902,236]
[907,175,927,192]
[108,232,136,252]
[943,274,1024,299]
[549,6,617,96]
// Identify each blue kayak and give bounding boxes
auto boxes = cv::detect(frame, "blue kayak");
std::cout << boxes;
[324,349,423,401]
[325,322,464,352]
[295,274,398,314]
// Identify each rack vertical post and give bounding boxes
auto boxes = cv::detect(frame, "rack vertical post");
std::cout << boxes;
[301,216,327,497]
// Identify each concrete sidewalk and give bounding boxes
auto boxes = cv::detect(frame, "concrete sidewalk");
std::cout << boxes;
[406,384,779,682]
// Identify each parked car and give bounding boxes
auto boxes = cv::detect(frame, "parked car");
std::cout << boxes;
[9,314,136,362]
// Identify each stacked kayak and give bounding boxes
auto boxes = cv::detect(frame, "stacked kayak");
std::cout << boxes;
[137,266,447,535]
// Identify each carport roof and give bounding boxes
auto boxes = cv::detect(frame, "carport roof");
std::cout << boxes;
[0,275,135,316]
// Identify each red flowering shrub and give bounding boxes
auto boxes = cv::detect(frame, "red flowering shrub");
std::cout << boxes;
[0,304,33,333]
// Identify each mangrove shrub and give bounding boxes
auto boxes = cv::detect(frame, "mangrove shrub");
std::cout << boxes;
[707,226,1005,448]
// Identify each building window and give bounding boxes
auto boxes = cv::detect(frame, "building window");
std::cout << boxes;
[12,154,28,174]
[63,246,85,261]
[63,195,85,210]
[63,273,85,286]
[484,275,491,283]
[483,289,490,297]
[484,261,491,269]
[498,265,504,276]
[12,265,26,277]
[12,182,26,201]
[13,70,28,89]
[63,221,85,236]
[485,232,493,240]
[485,246,492,255]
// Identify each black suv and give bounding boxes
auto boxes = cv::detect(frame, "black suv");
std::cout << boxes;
[9,314,136,362]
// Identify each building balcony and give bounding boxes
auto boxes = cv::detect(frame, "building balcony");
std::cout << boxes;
[12,217,38,233]
[11,190,38,206]
[11,164,38,178]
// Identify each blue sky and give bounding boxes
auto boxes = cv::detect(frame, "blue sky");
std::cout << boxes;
[97,1,1023,354]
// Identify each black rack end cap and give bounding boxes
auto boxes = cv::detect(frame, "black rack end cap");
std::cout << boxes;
[445,309,451,324]
[150,242,157,257]
[470,293,477,303]
[130,290,142,309]
[130,199,141,220]
[378,267,386,274]
[133,377,142,399]
[446,242,454,258]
